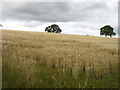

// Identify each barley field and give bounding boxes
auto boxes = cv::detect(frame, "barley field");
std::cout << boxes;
[2,30,118,88]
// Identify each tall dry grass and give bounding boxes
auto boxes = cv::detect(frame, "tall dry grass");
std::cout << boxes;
[2,30,118,88]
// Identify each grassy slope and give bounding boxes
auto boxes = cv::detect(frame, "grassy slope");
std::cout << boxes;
[2,30,118,88]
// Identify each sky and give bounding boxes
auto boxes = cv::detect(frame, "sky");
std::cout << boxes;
[0,0,119,37]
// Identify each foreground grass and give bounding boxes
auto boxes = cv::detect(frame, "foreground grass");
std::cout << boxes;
[2,30,118,88]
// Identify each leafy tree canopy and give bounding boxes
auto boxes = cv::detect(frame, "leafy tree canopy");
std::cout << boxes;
[100,25,116,37]
[45,24,62,33]
[0,24,3,27]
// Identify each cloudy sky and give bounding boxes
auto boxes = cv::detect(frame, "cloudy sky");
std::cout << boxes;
[0,0,118,37]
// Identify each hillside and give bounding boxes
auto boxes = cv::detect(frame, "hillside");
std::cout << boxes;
[2,30,118,88]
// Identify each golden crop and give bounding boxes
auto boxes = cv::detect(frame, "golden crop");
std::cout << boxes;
[2,30,118,88]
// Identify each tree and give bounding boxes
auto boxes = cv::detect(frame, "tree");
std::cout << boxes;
[100,25,116,37]
[0,24,3,27]
[45,24,62,33]
[45,26,51,33]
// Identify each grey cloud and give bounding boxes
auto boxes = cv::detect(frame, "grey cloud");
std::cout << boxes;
[3,2,110,22]
[3,2,71,22]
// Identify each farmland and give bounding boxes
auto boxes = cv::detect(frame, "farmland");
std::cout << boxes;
[2,30,118,88]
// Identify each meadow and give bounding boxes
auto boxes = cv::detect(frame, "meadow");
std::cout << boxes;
[2,30,118,88]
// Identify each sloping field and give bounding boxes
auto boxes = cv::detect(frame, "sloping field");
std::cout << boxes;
[2,30,118,88]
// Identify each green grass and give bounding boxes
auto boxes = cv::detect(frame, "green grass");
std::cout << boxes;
[3,60,118,88]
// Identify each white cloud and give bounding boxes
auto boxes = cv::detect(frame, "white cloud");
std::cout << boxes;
[1,1,118,37]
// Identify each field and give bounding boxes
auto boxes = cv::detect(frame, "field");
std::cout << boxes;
[2,30,118,88]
